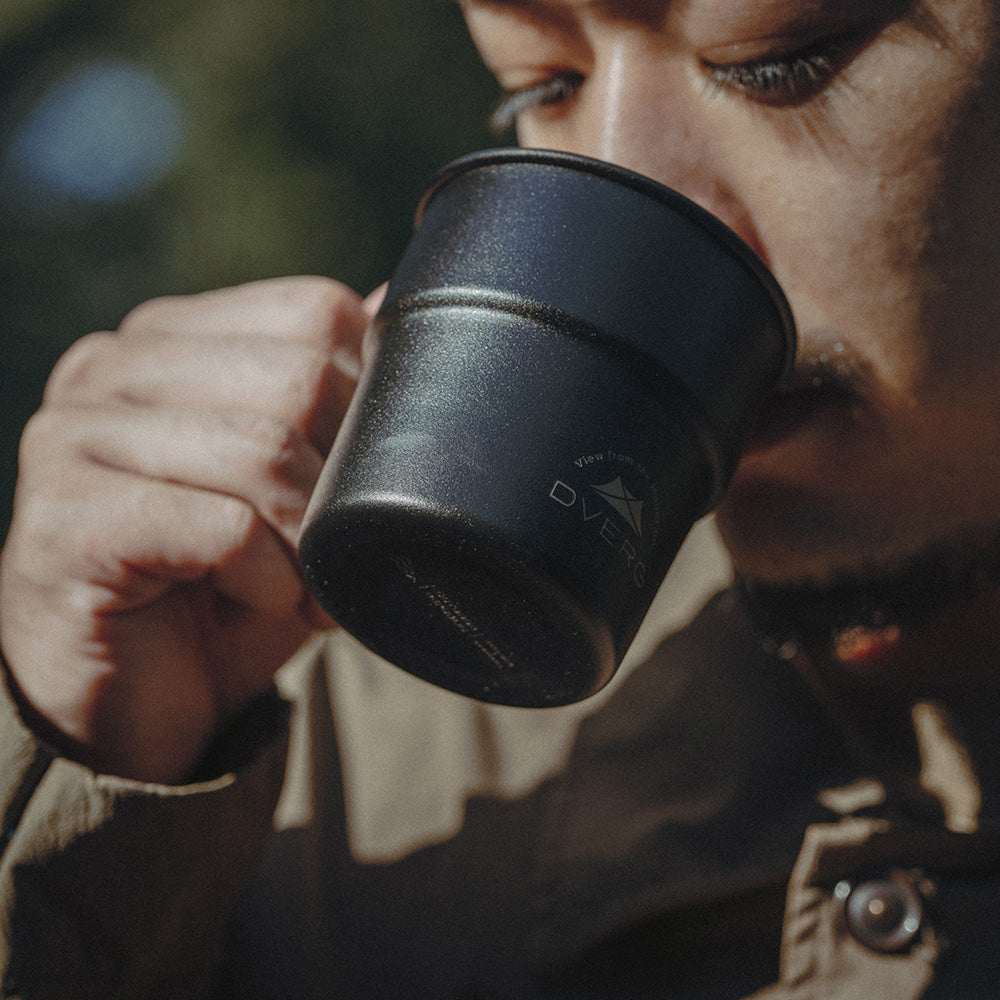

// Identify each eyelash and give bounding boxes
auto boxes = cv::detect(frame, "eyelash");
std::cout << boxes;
[489,35,854,130]
[490,72,585,133]
[704,37,854,103]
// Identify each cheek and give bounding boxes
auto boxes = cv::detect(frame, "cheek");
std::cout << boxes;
[742,55,997,379]
[750,158,936,386]
[917,52,1000,374]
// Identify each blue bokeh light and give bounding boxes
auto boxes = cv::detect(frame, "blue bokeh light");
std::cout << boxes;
[5,60,184,204]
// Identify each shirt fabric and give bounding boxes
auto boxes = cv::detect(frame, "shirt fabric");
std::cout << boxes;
[1,583,999,998]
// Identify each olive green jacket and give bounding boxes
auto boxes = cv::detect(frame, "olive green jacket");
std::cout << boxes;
[1,588,999,998]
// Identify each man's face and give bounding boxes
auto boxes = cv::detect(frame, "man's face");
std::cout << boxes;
[462,0,1000,611]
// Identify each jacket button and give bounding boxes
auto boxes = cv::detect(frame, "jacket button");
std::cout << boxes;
[839,871,924,954]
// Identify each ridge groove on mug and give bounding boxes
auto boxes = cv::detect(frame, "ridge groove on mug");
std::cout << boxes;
[382,287,731,505]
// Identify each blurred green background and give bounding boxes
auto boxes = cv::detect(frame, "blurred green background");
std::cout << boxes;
[0,0,499,533]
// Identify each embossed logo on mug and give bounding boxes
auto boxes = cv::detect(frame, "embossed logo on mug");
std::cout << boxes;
[547,451,657,590]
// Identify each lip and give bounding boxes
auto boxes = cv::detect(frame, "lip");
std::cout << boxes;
[742,345,871,455]
[743,381,858,454]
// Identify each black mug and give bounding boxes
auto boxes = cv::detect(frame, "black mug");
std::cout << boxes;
[299,149,795,707]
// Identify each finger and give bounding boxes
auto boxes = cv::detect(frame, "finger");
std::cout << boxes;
[44,330,356,456]
[118,275,368,351]
[9,450,309,613]
[40,404,324,550]
[363,282,389,320]
[2,475,315,782]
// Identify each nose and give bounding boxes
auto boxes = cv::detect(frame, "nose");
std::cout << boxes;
[523,39,766,261]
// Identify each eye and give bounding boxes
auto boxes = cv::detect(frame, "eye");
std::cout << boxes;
[703,35,860,105]
[489,71,585,133]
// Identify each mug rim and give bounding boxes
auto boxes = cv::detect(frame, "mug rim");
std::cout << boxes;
[415,146,796,371]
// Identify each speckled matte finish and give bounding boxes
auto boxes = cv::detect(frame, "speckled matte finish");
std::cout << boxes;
[299,149,795,706]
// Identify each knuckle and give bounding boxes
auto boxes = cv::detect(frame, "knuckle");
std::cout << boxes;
[7,467,93,573]
[276,275,366,346]
[320,281,367,343]
[213,492,262,555]
[11,413,107,560]
[231,415,316,522]
[288,348,357,439]
[238,413,304,475]
[283,343,336,402]
[43,331,117,401]
[263,345,355,454]
[199,412,314,542]
[16,407,81,474]
[116,293,187,336]
[9,486,63,555]
[17,408,57,460]
[257,340,343,421]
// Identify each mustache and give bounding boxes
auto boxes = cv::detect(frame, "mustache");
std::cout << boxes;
[738,528,1000,652]
[779,336,874,402]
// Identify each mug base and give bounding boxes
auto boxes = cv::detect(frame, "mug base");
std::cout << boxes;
[300,510,617,707]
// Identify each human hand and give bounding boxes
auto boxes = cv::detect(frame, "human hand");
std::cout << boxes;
[0,277,374,783]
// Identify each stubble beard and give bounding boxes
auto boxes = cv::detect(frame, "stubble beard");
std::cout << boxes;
[737,526,1000,666]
